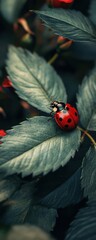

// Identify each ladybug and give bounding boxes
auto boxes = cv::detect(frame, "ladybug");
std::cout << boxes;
[50,101,79,130]
[47,0,74,8]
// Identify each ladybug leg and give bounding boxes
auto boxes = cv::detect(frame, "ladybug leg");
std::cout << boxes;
[58,102,65,108]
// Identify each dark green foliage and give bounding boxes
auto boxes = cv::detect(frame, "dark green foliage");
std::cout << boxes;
[0,0,96,239]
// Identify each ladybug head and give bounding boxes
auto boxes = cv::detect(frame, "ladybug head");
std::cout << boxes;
[50,101,65,113]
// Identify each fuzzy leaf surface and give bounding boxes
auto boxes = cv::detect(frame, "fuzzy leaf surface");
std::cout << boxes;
[1,181,57,231]
[40,168,82,208]
[81,147,96,200]
[0,0,27,23]
[0,116,81,177]
[77,66,96,130]
[65,201,96,240]
[36,9,96,42]
[6,46,67,113]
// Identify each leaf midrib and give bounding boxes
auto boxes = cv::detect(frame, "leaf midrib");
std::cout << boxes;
[0,133,63,166]
[13,49,52,103]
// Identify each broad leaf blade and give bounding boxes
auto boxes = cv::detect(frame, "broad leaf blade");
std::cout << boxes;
[81,147,96,200]
[0,0,27,23]
[77,65,96,129]
[65,201,96,240]
[6,46,67,113]
[0,116,81,177]
[1,181,57,231]
[40,168,82,208]
[36,9,96,42]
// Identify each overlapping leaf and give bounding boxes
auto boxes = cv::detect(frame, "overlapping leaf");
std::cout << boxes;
[0,0,27,23]
[1,181,34,224]
[89,0,96,26]
[35,9,96,42]
[77,65,96,130]
[65,201,96,240]
[0,116,81,177]
[0,176,21,202]
[24,205,57,231]
[0,181,57,231]
[81,147,96,200]
[40,168,82,209]
[6,46,67,113]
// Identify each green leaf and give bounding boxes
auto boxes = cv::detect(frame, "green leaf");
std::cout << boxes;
[6,46,67,114]
[87,111,96,131]
[6,225,54,240]
[24,205,57,231]
[89,0,96,26]
[35,9,96,42]
[0,116,81,177]
[40,168,82,208]
[1,181,57,231]
[77,65,96,130]
[1,182,34,224]
[81,147,96,200]
[0,176,21,202]
[0,0,27,23]
[65,201,96,240]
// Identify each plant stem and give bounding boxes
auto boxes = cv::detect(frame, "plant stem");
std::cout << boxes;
[77,126,96,147]
[48,53,59,64]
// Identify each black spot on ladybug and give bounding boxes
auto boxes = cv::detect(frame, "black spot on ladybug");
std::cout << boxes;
[59,117,62,121]
[65,124,69,128]
[66,107,69,110]
[68,118,72,123]
[75,112,78,116]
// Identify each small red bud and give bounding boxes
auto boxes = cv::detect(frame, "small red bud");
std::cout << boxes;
[2,77,13,88]
[0,130,6,144]
[0,129,6,137]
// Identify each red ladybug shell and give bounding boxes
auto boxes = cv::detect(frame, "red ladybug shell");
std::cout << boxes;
[54,103,79,130]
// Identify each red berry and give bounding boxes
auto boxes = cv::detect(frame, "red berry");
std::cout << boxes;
[51,101,79,130]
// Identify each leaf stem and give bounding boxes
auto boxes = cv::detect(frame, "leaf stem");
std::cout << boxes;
[77,126,96,147]
[48,53,59,64]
